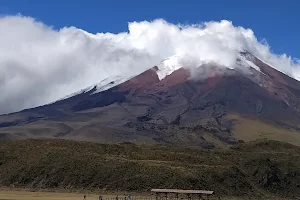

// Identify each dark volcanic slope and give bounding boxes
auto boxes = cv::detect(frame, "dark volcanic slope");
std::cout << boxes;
[1,54,300,147]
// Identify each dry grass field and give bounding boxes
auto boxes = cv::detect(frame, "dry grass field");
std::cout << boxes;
[0,189,153,200]
[0,190,295,200]
[227,113,300,146]
[0,190,97,200]
[0,190,145,200]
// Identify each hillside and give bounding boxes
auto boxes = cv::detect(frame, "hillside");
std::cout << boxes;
[0,139,300,198]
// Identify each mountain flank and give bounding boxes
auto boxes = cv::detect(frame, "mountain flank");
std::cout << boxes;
[1,52,300,148]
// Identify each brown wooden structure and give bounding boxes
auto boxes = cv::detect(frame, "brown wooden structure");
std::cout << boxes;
[151,189,214,200]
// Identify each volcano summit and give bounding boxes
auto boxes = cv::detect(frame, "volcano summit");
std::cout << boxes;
[1,50,300,148]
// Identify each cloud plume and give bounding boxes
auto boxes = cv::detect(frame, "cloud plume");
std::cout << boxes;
[0,15,299,114]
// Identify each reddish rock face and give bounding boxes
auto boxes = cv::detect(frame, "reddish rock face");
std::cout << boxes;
[116,53,300,114]
[118,66,160,91]
[254,58,289,86]
[199,76,223,94]
[159,68,190,87]
[117,66,190,95]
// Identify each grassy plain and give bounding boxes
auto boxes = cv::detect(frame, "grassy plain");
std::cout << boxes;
[0,189,295,200]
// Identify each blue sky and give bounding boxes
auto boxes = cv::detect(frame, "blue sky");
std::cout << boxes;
[0,0,299,58]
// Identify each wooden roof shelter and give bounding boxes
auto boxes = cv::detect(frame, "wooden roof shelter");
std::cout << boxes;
[151,189,214,195]
[151,189,214,200]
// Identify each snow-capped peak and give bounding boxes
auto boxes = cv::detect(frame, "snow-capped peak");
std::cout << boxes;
[156,52,264,81]
[156,55,183,80]
[52,52,267,104]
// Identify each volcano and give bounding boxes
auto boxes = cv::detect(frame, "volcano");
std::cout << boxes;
[1,51,300,148]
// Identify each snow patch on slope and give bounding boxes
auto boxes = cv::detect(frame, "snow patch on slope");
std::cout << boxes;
[51,71,143,104]
[47,86,95,105]
[237,53,261,71]
[156,55,183,80]
[49,75,132,104]
[244,60,260,71]
[92,75,135,94]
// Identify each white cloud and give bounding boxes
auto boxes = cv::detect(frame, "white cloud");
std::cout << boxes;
[0,15,299,114]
